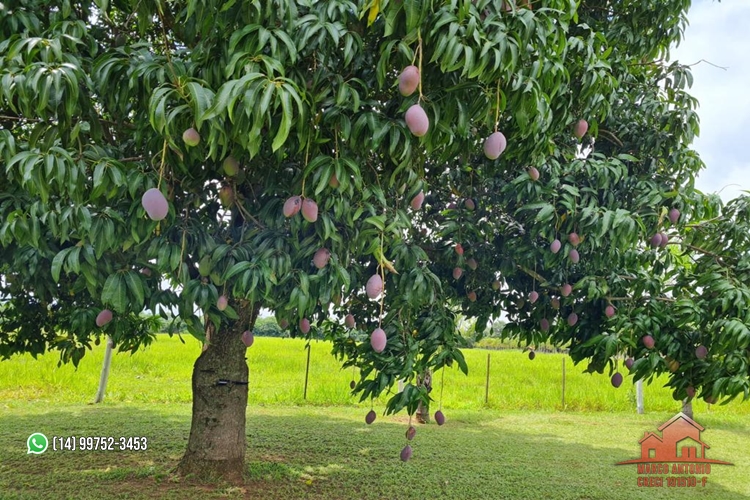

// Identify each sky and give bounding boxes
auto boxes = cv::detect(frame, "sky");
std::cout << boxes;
[670,0,750,202]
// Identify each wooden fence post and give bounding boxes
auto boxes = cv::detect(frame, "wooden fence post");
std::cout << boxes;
[94,336,114,403]
[303,343,311,400]
[636,379,644,414]
[561,356,566,410]
[484,352,491,406]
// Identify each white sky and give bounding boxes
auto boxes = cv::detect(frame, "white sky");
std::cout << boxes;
[670,0,750,202]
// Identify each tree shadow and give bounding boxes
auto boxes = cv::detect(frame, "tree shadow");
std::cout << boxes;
[0,405,747,500]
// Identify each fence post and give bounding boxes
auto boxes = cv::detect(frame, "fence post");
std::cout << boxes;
[484,352,491,406]
[303,343,311,400]
[561,356,566,410]
[636,379,644,414]
[94,336,114,403]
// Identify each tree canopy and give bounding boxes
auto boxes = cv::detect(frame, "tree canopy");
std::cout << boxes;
[1,0,749,432]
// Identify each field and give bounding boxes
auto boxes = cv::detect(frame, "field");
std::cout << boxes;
[1,336,749,499]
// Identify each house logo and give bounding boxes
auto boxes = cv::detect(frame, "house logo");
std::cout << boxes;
[616,412,732,488]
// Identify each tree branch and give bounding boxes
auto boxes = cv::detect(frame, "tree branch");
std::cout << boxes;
[517,265,548,286]
[607,295,676,303]
[685,244,727,266]
[0,114,136,129]
[597,128,623,147]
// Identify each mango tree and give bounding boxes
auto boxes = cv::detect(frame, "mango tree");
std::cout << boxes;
[2,0,749,482]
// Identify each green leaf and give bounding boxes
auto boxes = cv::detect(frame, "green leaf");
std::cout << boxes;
[186,82,215,129]
[225,261,253,280]
[124,271,145,310]
[272,87,292,151]
[535,204,556,223]
[101,274,119,308]
[51,247,71,282]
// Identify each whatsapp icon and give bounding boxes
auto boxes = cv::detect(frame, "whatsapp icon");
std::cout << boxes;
[27,433,48,454]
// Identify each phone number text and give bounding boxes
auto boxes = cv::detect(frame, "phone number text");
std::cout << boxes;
[51,436,148,451]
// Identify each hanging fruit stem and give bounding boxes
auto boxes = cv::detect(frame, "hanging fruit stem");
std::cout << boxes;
[417,29,424,102]
[157,138,168,190]
[378,233,386,328]
[301,137,311,197]
[494,80,501,133]
[178,225,187,283]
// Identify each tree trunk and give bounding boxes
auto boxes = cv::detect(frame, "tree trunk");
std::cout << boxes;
[682,398,693,420]
[415,369,432,424]
[177,300,260,483]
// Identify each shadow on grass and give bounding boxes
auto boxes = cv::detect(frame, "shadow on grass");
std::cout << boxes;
[0,405,747,500]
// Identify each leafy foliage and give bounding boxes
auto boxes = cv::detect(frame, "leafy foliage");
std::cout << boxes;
[1,0,748,416]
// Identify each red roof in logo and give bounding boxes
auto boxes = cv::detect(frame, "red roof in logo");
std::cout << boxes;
[617,412,732,465]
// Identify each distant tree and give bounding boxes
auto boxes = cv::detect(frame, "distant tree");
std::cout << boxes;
[252,316,287,337]
[1,0,748,482]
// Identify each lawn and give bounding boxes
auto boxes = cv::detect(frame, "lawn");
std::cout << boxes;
[1,335,748,416]
[1,403,748,500]
[1,336,749,499]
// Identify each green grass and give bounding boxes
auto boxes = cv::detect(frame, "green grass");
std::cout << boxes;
[2,336,750,499]
[1,403,748,500]
[0,336,748,416]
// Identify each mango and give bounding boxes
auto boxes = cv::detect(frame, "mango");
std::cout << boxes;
[569,249,580,263]
[222,156,239,176]
[141,188,169,221]
[398,65,420,96]
[365,409,376,424]
[302,198,318,222]
[483,131,507,159]
[217,295,228,311]
[406,425,416,441]
[371,327,387,352]
[405,104,429,137]
[329,172,339,188]
[550,239,561,254]
[313,248,331,269]
[182,127,200,146]
[345,314,356,328]
[241,330,254,347]
[299,317,311,334]
[573,119,588,139]
[219,185,234,208]
[668,208,680,224]
[410,190,425,210]
[283,196,302,217]
[434,410,446,425]
[366,274,384,299]
[567,312,578,326]
[96,309,113,327]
